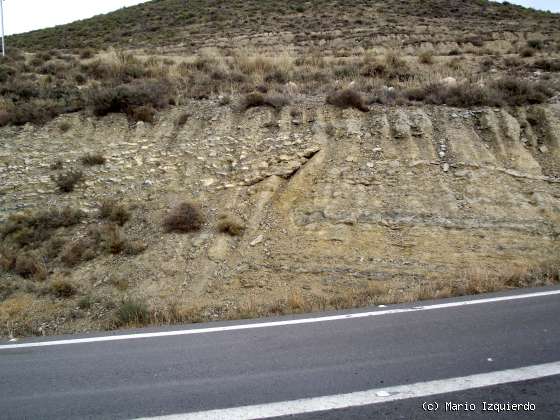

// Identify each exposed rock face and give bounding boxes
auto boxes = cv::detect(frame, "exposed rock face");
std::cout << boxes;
[1,101,559,333]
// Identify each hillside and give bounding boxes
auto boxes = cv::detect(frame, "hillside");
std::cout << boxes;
[0,0,559,337]
[8,0,560,52]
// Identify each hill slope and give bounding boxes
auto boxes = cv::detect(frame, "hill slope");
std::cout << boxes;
[8,0,560,52]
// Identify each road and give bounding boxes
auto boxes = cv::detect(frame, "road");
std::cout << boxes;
[1,287,559,419]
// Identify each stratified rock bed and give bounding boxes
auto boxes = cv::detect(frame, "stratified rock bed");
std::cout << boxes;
[1,101,559,335]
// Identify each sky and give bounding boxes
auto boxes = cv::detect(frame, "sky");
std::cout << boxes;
[1,0,559,36]
[3,1,150,35]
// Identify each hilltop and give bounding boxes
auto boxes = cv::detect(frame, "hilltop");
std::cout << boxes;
[0,0,559,337]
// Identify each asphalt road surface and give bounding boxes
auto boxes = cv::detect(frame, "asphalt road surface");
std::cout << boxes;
[1,287,559,420]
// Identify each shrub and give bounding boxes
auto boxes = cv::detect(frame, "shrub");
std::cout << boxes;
[79,48,95,59]
[527,39,544,50]
[86,79,170,120]
[520,47,535,58]
[99,224,126,254]
[240,92,290,111]
[53,169,84,192]
[175,112,189,127]
[115,299,149,326]
[130,105,156,123]
[405,78,552,107]
[59,121,72,132]
[1,207,84,249]
[217,214,246,236]
[60,239,96,267]
[78,295,94,309]
[534,59,560,72]
[50,159,64,170]
[163,202,205,233]
[383,52,412,80]
[81,153,106,166]
[14,254,47,280]
[99,200,130,225]
[49,279,77,298]
[490,78,553,106]
[418,50,434,65]
[326,89,369,112]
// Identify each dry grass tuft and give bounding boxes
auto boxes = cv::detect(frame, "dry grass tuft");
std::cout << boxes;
[115,299,149,326]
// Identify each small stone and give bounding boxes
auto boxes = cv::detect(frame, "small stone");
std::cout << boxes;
[438,151,446,158]
[372,147,383,152]
[442,163,450,172]
[539,145,549,153]
[366,162,375,168]
[250,235,264,246]
[143,180,154,186]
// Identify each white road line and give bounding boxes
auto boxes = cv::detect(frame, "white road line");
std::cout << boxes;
[1,289,559,350]
[136,361,560,420]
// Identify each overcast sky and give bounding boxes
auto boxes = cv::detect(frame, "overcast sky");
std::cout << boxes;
[2,0,559,36]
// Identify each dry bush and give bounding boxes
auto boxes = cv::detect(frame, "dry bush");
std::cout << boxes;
[418,50,434,65]
[13,254,47,281]
[79,48,95,59]
[405,78,553,107]
[99,200,130,226]
[86,79,170,121]
[326,89,369,112]
[175,112,189,127]
[239,92,290,111]
[163,202,205,233]
[99,224,126,255]
[81,153,106,166]
[49,279,77,298]
[1,207,84,249]
[527,39,544,50]
[520,47,535,58]
[534,59,560,72]
[383,52,412,80]
[60,239,96,267]
[50,159,64,170]
[217,214,246,236]
[58,121,72,132]
[53,169,84,192]
[130,105,156,124]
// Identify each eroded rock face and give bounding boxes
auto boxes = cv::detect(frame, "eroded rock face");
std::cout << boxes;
[1,101,559,334]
